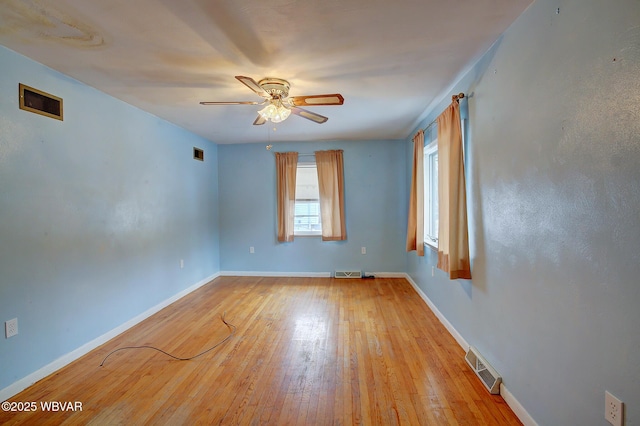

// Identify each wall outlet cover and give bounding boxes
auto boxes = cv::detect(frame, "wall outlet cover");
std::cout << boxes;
[5,318,18,338]
[605,391,623,426]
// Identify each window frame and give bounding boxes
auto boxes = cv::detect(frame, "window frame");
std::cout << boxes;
[293,161,322,237]
[423,138,439,249]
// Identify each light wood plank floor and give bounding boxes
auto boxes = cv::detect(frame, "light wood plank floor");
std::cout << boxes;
[1,277,521,425]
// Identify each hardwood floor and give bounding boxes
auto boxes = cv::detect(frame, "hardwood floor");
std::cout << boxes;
[1,277,521,425]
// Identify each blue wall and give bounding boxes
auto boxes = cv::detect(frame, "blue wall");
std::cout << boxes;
[407,0,640,424]
[0,46,220,391]
[218,140,407,274]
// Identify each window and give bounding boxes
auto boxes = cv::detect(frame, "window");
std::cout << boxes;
[424,138,438,247]
[294,162,322,236]
[423,117,466,249]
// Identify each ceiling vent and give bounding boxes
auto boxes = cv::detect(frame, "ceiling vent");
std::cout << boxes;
[465,346,502,394]
[19,83,63,121]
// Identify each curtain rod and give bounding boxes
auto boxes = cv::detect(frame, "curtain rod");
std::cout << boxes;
[422,93,465,133]
[269,151,315,157]
[266,145,315,156]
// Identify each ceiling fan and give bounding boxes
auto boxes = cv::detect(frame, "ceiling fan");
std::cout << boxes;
[200,76,344,125]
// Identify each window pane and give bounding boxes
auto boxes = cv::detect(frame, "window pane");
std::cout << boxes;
[294,201,321,231]
[430,152,438,240]
[295,163,322,234]
[424,141,438,245]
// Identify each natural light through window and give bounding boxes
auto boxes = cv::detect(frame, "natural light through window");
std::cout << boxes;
[294,162,322,236]
[423,118,465,248]
[424,139,438,247]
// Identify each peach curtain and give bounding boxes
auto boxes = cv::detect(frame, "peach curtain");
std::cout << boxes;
[276,152,298,242]
[436,101,471,279]
[406,130,425,256]
[315,150,346,241]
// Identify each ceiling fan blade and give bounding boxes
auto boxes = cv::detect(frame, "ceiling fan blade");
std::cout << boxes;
[289,94,344,106]
[291,107,329,124]
[200,101,263,105]
[253,115,267,125]
[235,76,270,98]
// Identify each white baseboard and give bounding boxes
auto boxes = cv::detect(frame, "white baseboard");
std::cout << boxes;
[220,271,406,278]
[0,272,220,402]
[403,273,537,426]
[500,383,538,426]
[364,272,407,278]
[220,271,331,277]
[403,273,469,351]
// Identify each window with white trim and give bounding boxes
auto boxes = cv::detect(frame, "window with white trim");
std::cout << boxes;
[424,139,438,248]
[294,162,322,236]
[423,118,466,248]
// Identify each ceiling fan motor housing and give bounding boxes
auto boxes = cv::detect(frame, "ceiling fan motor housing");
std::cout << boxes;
[258,78,290,99]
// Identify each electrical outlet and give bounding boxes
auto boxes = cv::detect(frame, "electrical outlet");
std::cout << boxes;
[180,259,184,269]
[250,246,255,254]
[361,247,366,255]
[605,391,624,426]
[5,318,18,338]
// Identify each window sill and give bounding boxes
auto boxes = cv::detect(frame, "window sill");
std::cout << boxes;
[424,240,438,252]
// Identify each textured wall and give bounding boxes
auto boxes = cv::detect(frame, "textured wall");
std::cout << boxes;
[407,0,640,424]
[218,140,407,274]
[0,46,220,391]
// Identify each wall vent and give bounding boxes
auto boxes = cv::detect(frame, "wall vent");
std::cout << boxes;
[193,147,204,161]
[19,83,63,120]
[465,346,502,394]
[334,270,362,279]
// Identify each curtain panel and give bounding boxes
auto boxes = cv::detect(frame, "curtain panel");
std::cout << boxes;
[315,149,347,241]
[436,101,472,279]
[406,130,425,256]
[275,152,298,242]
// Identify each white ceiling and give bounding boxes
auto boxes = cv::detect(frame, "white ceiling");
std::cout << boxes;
[0,0,531,144]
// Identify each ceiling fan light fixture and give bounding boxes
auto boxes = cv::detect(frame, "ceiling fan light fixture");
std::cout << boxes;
[258,101,291,123]
[258,104,276,119]
[274,104,291,123]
